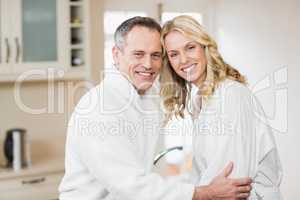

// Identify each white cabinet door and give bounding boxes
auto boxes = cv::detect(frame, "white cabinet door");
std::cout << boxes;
[0,0,13,74]
[11,0,67,73]
[0,0,69,78]
[0,0,89,81]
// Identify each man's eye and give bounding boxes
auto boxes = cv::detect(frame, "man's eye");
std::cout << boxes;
[188,46,195,50]
[134,53,143,58]
[152,54,162,60]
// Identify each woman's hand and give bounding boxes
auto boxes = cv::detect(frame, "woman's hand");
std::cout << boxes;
[193,162,252,200]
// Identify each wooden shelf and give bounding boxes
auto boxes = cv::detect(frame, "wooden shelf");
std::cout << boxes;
[70,0,86,69]
[70,2,83,7]
[70,23,83,28]
[71,44,84,49]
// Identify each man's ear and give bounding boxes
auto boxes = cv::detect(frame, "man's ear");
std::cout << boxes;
[112,45,121,66]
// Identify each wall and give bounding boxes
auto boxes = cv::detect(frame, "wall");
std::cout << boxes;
[0,80,87,164]
[212,0,300,198]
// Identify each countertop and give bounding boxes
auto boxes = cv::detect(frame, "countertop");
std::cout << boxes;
[0,156,64,180]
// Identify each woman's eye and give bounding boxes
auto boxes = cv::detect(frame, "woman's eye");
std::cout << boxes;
[188,46,195,50]
[169,53,177,58]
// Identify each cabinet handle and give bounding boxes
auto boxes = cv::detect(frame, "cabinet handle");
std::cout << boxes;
[15,37,21,63]
[5,38,10,63]
[22,177,46,185]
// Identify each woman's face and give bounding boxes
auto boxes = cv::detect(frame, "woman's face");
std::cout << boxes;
[164,30,207,84]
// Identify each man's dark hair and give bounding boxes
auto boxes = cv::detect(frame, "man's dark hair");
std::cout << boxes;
[114,16,161,49]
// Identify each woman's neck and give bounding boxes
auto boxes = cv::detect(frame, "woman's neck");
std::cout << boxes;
[192,71,207,89]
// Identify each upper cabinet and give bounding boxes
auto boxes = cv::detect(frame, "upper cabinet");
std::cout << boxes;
[0,0,102,82]
[0,0,12,74]
[16,0,65,69]
[0,0,66,74]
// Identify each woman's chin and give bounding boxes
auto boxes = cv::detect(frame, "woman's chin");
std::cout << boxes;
[181,74,199,83]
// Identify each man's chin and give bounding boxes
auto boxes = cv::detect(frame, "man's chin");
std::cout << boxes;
[134,82,153,94]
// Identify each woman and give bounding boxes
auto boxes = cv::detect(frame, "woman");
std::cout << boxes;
[160,15,283,199]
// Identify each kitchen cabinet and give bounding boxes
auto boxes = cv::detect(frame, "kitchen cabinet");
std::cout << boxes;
[0,156,64,200]
[0,171,63,200]
[0,0,100,82]
[0,0,67,73]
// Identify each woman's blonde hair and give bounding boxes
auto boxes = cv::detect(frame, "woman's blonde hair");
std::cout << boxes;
[160,15,246,123]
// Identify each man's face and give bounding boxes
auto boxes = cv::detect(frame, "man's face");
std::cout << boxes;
[113,26,162,92]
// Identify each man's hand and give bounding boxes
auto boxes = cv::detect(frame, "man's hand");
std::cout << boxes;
[193,162,252,200]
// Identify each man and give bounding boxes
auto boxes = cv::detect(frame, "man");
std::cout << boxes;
[59,16,252,200]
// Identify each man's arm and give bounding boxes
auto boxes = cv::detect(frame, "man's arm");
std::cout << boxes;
[74,115,195,200]
[73,114,251,200]
[193,162,252,200]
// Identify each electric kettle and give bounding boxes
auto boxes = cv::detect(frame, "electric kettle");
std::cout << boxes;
[4,128,31,170]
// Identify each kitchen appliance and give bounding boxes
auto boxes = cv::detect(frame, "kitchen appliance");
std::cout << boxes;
[4,128,31,171]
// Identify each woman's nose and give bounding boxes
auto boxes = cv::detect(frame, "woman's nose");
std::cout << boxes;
[180,53,188,64]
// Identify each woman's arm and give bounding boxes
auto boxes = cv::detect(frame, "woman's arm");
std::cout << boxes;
[219,83,283,199]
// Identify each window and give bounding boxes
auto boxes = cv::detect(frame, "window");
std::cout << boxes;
[162,12,202,24]
[104,11,146,70]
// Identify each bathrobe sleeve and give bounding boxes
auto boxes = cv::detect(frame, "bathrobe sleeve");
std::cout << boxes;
[70,112,194,200]
[196,83,283,199]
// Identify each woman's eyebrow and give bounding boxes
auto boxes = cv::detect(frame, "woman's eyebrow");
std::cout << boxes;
[185,41,196,46]
[166,42,195,53]
[167,50,178,53]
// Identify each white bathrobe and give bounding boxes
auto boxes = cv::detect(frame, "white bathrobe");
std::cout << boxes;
[59,70,195,200]
[191,79,283,200]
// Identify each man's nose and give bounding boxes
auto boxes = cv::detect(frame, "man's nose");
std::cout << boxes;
[144,56,152,70]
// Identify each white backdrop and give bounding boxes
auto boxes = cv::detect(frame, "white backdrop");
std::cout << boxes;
[212,0,300,199]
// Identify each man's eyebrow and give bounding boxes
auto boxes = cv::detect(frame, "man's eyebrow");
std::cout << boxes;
[152,51,162,54]
[130,50,145,55]
[131,50,145,53]
[131,50,162,54]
